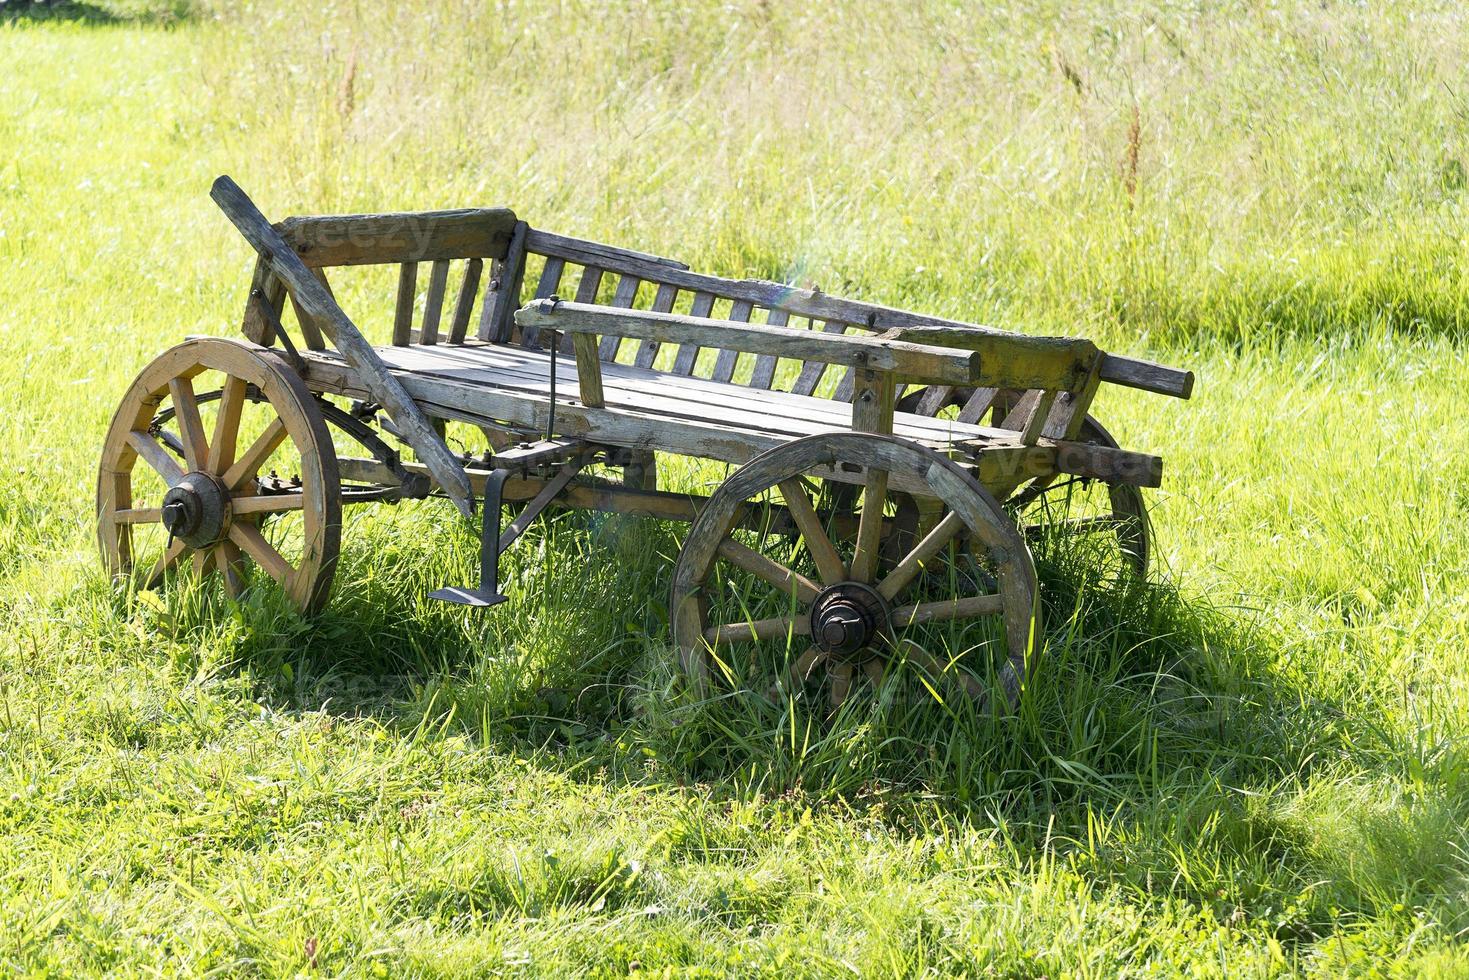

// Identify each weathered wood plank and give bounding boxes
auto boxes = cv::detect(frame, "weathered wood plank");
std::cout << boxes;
[914,384,953,417]
[447,257,482,345]
[526,228,689,274]
[565,266,605,353]
[517,300,986,387]
[748,308,790,389]
[519,256,565,349]
[277,208,517,267]
[600,274,642,361]
[571,331,605,408]
[418,259,450,345]
[791,321,848,396]
[957,387,1000,424]
[633,283,680,369]
[480,219,528,342]
[1098,353,1194,399]
[710,300,753,383]
[392,262,418,346]
[381,342,977,447]
[671,292,716,375]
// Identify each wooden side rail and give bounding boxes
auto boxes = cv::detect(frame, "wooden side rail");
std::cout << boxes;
[515,300,988,388]
[211,175,476,516]
[523,228,1099,392]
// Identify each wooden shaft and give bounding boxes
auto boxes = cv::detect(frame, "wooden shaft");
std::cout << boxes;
[210,175,475,516]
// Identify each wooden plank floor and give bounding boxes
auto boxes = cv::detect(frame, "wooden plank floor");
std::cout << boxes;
[361,340,1020,452]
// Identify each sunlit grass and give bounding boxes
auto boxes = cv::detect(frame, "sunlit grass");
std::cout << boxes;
[2,0,1468,974]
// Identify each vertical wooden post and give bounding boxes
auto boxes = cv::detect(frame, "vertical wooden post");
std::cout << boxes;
[849,367,896,583]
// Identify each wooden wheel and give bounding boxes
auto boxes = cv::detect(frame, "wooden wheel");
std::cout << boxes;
[97,338,341,612]
[671,433,1039,712]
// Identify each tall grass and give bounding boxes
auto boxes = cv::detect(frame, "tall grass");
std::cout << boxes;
[2,0,1468,974]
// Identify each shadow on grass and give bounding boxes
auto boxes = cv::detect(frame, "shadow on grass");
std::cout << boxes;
[0,0,192,25]
[156,507,1462,944]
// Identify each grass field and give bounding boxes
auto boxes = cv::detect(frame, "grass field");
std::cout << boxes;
[4,0,1469,974]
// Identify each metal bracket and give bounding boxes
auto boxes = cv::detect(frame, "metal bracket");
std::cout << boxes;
[429,453,587,608]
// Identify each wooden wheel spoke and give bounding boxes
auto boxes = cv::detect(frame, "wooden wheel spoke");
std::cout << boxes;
[716,538,820,604]
[113,507,162,525]
[168,378,209,471]
[216,539,246,599]
[777,478,846,585]
[703,614,809,647]
[231,493,307,516]
[191,549,211,576]
[900,644,984,700]
[891,593,1003,628]
[767,646,825,701]
[828,662,853,712]
[790,645,824,683]
[207,375,248,473]
[850,467,890,584]
[876,510,966,601]
[145,538,188,589]
[229,521,295,583]
[222,417,288,490]
[861,658,885,688]
[126,430,185,488]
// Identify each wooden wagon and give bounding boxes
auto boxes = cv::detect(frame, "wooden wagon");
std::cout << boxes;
[97,177,1193,710]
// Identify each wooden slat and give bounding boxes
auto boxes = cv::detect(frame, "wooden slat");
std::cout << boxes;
[957,387,1000,424]
[914,384,953,417]
[563,266,605,354]
[419,259,450,345]
[571,331,605,408]
[277,208,517,267]
[520,256,565,348]
[287,271,329,350]
[392,262,418,346]
[709,300,754,383]
[480,219,529,343]
[748,309,790,389]
[671,292,715,375]
[241,261,287,346]
[600,274,642,361]
[447,257,483,345]
[634,283,679,369]
[791,321,849,396]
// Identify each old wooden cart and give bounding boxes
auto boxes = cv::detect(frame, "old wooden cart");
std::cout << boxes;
[97,177,1193,710]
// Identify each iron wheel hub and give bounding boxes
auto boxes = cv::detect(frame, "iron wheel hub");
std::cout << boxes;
[161,471,231,548]
[809,582,890,661]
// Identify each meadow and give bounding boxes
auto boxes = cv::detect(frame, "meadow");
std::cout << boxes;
[3,0,1469,974]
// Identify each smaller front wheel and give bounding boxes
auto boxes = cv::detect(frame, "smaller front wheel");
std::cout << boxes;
[670,433,1039,712]
[97,338,341,612]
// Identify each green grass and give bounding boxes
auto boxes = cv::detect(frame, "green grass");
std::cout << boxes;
[4,0,1469,974]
